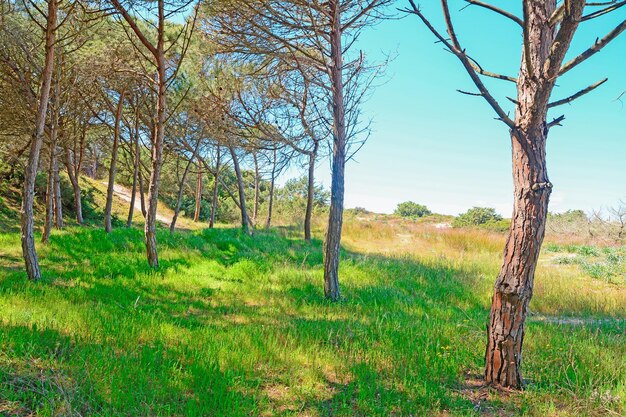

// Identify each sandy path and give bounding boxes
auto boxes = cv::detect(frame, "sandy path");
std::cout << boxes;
[105,182,172,224]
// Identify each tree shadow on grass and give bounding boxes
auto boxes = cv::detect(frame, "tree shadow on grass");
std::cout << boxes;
[0,225,574,416]
[0,324,257,417]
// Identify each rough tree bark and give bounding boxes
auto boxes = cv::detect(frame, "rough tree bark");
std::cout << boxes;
[105,89,126,233]
[209,146,221,229]
[409,0,610,388]
[145,57,166,266]
[484,0,585,388]
[323,2,346,301]
[304,142,318,242]
[20,0,57,280]
[229,146,251,235]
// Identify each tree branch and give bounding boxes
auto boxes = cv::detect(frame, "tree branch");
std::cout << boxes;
[548,78,608,107]
[559,19,626,75]
[406,0,515,129]
[108,0,157,57]
[521,0,534,78]
[547,115,565,129]
[463,0,523,27]
[582,0,626,21]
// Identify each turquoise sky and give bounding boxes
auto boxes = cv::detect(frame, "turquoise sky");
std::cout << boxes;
[313,2,625,216]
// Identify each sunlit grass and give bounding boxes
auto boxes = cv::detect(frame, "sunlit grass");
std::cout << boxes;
[0,218,624,416]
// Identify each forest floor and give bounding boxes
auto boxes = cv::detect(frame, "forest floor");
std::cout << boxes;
[0,184,624,416]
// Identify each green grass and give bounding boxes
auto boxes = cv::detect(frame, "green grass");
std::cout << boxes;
[0,224,625,416]
[546,243,626,284]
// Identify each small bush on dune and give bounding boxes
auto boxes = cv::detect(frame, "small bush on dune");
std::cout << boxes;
[347,206,371,216]
[394,201,431,218]
[453,207,504,228]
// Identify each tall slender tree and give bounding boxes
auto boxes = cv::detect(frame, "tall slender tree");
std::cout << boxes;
[108,0,197,266]
[104,88,127,232]
[209,0,391,300]
[20,0,58,280]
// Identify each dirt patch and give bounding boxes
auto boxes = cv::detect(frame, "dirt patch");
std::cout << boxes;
[103,182,171,224]
[530,315,625,326]
[454,373,518,416]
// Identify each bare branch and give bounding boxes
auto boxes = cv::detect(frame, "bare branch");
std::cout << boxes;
[406,0,515,129]
[548,78,608,107]
[582,0,626,21]
[547,114,566,129]
[544,0,586,79]
[521,0,534,78]
[463,0,523,27]
[457,89,483,96]
[559,19,626,75]
[548,2,566,26]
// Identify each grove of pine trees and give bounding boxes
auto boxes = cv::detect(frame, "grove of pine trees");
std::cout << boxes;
[1,0,624,393]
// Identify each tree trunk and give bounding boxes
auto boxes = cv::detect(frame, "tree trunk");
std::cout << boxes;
[193,158,203,222]
[20,0,57,281]
[51,72,63,230]
[105,89,126,233]
[144,1,166,267]
[76,122,86,180]
[265,148,277,230]
[229,146,251,235]
[484,0,584,388]
[485,127,551,388]
[304,143,318,241]
[209,147,220,229]
[323,3,346,301]
[170,143,200,232]
[127,110,140,227]
[42,143,55,244]
[63,145,83,225]
[139,169,147,218]
[252,152,259,227]
[52,145,63,229]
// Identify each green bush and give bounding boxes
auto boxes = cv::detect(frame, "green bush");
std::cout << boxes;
[548,209,588,223]
[480,218,511,232]
[453,207,502,228]
[394,201,431,218]
[346,207,371,216]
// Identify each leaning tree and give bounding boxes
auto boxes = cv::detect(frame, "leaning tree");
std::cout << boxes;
[407,0,626,388]
[19,0,58,281]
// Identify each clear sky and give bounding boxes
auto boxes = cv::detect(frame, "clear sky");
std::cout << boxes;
[313,2,626,216]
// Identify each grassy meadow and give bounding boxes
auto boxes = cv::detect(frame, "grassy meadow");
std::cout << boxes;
[0,182,625,416]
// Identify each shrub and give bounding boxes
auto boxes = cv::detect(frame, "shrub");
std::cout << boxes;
[549,209,588,223]
[394,201,431,218]
[453,207,502,227]
[480,218,511,232]
[350,207,370,215]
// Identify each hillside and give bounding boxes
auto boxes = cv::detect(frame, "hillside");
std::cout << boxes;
[0,184,625,416]
[0,176,209,233]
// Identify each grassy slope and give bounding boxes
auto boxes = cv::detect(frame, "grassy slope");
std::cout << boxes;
[80,177,211,231]
[0,189,624,416]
